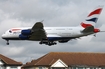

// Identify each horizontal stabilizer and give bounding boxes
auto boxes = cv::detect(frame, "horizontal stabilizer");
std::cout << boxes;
[82,26,94,33]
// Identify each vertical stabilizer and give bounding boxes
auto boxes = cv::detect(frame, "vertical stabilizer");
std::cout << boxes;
[81,6,103,28]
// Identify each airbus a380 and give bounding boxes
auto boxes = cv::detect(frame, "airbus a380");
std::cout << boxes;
[2,6,104,46]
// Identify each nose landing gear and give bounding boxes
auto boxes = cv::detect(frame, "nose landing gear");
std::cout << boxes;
[6,40,9,45]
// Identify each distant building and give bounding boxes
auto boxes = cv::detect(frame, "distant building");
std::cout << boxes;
[22,52,105,69]
[0,54,22,69]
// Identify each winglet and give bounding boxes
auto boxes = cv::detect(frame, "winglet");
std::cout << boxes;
[32,22,44,30]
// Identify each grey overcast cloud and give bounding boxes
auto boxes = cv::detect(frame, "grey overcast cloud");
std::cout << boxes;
[0,0,105,63]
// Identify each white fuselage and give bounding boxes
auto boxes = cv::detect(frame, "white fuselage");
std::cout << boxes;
[1,6,102,45]
[2,26,92,41]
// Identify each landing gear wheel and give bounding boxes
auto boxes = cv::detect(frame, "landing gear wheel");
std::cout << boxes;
[6,43,9,45]
[39,40,57,46]
[6,40,9,45]
[48,41,57,46]
[54,42,57,45]
[39,42,42,44]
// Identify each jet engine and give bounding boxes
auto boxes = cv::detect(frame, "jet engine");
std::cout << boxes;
[19,29,31,40]
[19,34,28,40]
[21,29,31,35]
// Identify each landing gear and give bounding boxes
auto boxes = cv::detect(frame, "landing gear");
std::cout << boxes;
[39,40,57,46]
[6,40,9,45]
[47,41,57,46]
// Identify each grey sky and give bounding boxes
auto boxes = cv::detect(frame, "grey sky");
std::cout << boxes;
[0,0,105,63]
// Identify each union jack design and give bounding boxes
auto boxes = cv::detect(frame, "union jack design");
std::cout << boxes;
[86,7,102,23]
[81,6,103,28]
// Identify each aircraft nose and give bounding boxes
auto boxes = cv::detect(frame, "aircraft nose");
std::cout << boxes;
[2,34,6,39]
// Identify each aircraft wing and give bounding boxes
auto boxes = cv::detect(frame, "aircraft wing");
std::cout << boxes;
[29,22,47,41]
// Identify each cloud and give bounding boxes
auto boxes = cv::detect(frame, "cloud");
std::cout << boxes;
[0,0,105,63]
[0,46,24,56]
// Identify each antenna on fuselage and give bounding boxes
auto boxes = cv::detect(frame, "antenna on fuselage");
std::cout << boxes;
[41,20,44,23]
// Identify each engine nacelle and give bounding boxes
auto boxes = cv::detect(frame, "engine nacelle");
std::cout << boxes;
[21,29,31,35]
[58,40,69,43]
[19,34,28,40]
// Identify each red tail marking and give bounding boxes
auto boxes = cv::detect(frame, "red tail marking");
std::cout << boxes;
[81,23,100,33]
[81,23,92,28]
[94,28,100,33]
[88,8,102,17]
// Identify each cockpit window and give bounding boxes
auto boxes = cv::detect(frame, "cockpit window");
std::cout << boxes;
[9,30,12,33]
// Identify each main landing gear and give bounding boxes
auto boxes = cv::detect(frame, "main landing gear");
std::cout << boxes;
[39,40,57,46]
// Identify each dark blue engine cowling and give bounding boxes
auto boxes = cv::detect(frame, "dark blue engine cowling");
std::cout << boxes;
[19,34,28,40]
[21,29,31,35]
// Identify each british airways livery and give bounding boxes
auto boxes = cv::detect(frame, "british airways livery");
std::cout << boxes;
[2,6,104,46]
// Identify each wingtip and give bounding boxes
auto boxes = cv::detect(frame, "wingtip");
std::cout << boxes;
[95,5,104,9]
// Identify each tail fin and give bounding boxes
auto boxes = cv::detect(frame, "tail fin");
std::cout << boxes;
[81,6,103,28]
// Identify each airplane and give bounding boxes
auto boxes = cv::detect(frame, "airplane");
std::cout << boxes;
[1,6,104,46]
